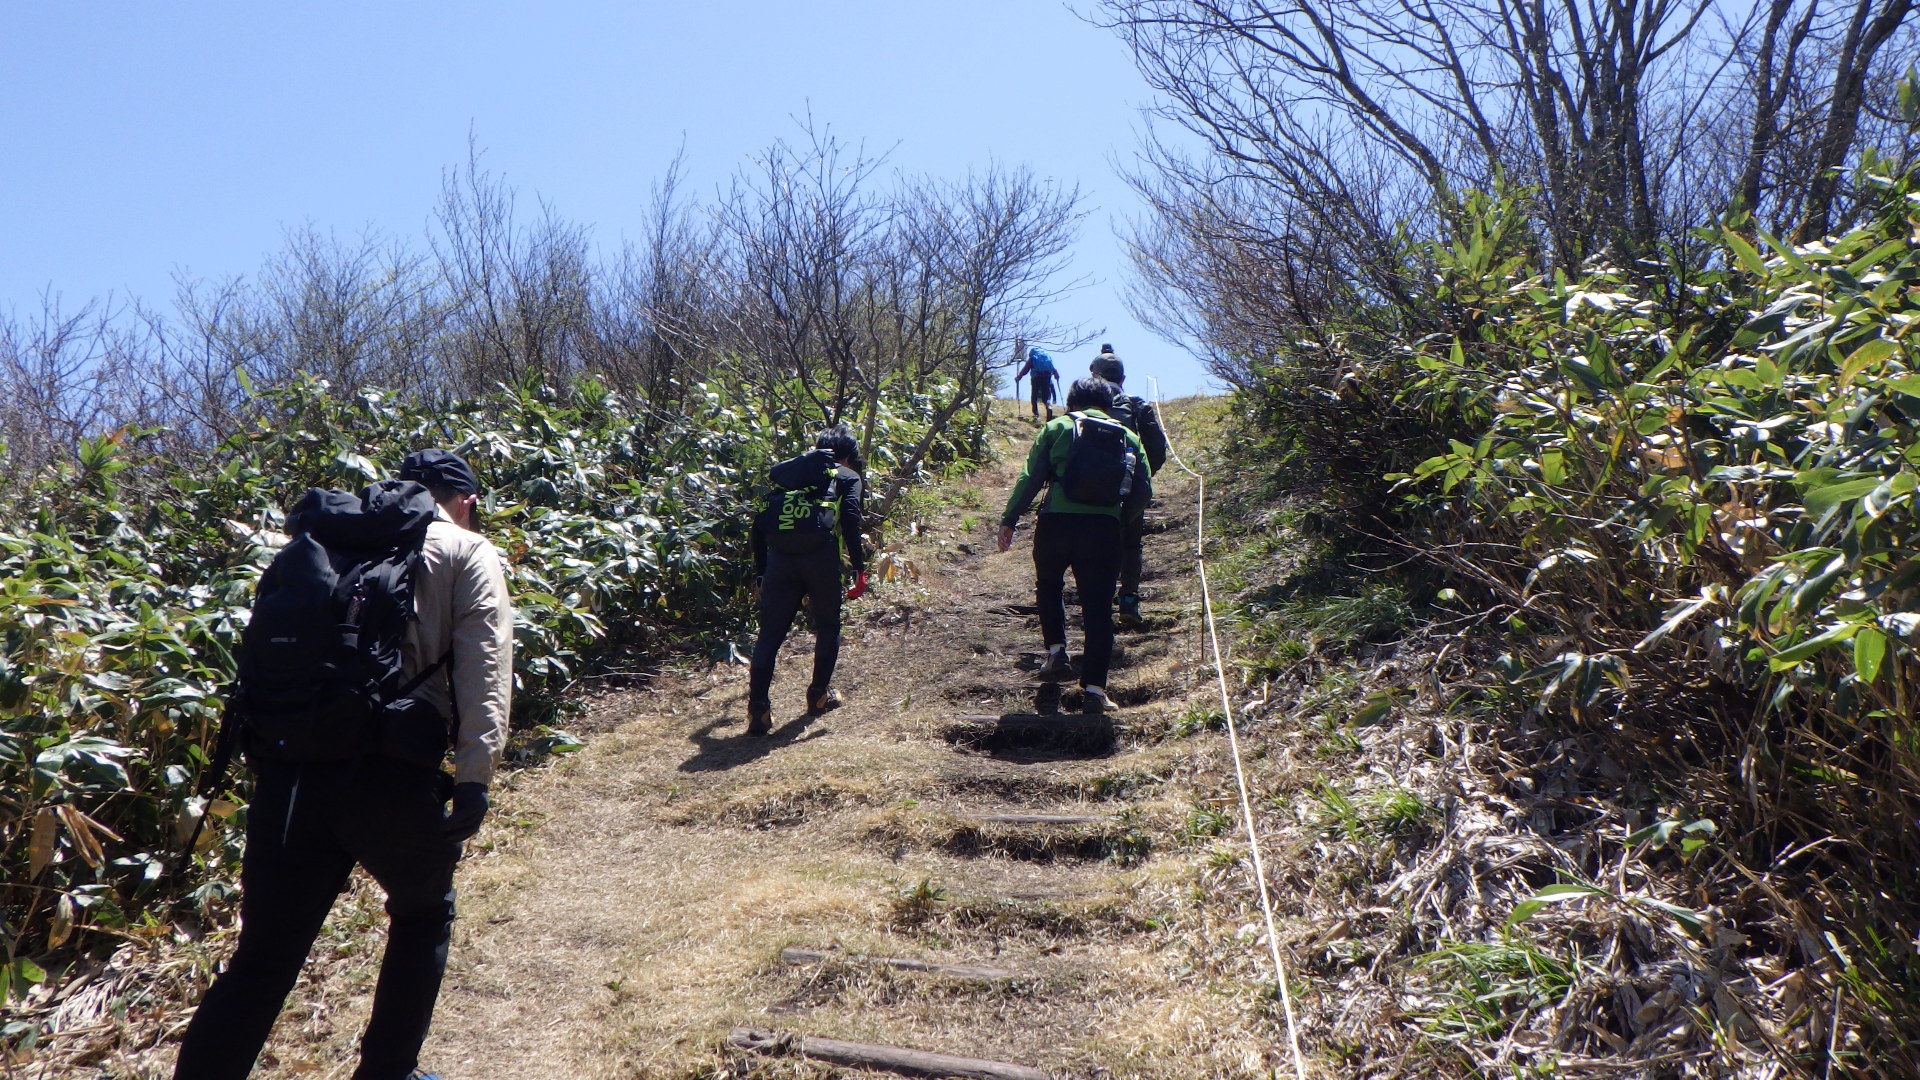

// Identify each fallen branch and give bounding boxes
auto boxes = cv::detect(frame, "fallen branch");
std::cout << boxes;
[728,1027,1059,1080]
[779,947,1023,980]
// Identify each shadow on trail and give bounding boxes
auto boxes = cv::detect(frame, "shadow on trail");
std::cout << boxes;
[678,713,827,773]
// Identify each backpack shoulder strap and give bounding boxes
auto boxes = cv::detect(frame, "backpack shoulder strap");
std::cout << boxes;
[395,649,453,700]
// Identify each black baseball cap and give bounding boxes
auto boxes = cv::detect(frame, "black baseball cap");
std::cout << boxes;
[398,448,480,495]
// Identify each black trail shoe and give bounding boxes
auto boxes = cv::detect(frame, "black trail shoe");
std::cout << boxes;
[1035,647,1073,682]
[746,702,774,737]
[807,687,843,715]
[1080,685,1111,714]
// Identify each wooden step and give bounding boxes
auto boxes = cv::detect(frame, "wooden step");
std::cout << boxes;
[960,813,1110,827]
[729,1027,1059,1080]
[944,714,1122,754]
[779,947,1023,981]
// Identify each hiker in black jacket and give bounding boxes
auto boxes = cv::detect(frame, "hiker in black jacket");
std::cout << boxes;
[747,425,868,736]
[1090,348,1169,627]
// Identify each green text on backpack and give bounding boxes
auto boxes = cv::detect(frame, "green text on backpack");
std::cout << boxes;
[776,487,839,533]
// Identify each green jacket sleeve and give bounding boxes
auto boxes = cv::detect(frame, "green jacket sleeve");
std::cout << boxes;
[1000,426,1056,527]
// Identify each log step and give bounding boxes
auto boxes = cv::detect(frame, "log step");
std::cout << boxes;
[944,714,1121,754]
[780,947,1023,980]
[729,1028,1058,1080]
[961,813,1110,827]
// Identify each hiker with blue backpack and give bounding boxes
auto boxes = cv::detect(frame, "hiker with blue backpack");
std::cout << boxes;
[173,449,514,1080]
[746,425,869,736]
[1013,346,1062,420]
[997,377,1152,713]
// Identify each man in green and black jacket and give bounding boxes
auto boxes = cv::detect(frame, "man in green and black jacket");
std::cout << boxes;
[996,377,1152,713]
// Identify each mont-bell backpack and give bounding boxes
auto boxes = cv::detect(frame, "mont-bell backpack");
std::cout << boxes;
[1057,413,1137,507]
[236,480,447,762]
[757,448,842,555]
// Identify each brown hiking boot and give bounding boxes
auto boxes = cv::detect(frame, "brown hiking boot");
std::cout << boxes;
[745,702,773,737]
[806,687,843,715]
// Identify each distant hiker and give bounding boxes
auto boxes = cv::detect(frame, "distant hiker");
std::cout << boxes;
[997,377,1152,713]
[174,448,514,1080]
[1014,346,1062,420]
[747,425,869,736]
[1089,348,1170,628]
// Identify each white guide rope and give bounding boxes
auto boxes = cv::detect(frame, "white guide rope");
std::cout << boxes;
[1148,378,1310,1079]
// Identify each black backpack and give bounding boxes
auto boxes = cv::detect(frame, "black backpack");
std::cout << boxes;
[237,480,443,762]
[1057,413,1137,506]
[757,449,842,554]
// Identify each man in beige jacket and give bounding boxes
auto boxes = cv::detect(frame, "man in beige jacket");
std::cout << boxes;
[174,449,513,1080]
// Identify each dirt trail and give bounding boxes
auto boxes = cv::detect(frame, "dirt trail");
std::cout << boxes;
[234,406,1266,1080]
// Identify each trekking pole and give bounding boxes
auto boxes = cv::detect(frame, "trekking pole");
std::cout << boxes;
[174,691,241,878]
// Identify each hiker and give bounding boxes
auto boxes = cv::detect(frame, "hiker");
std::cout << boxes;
[1013,346,1062,420]
[996,377,1152,713]
[173,449,514,1080]
[747,425,869,736]
[1089,346,1170,628]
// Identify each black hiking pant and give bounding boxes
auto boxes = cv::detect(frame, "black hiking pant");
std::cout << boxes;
[1033,512,1123,689]
[1028,379,1054,419]
[173,757,460,1080]
[749,545,844,709]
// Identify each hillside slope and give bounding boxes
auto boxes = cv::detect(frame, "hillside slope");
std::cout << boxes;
[64,400,1300,1080]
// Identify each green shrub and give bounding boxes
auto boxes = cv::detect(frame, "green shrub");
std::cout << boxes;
[0,371,984,986]
[1384,163,1920,1062]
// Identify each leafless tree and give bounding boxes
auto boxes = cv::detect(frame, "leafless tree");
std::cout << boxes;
[2,132,1083,504]
[586,152,721,417]
[0,297,156,492]
[864,166,1085,519]
[707,125,893,424]
[697,127,1085,521]
[1098,0,1918,380]
[432,150,593,391]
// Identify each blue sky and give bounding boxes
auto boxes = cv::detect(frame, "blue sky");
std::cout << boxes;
[1,1,1217,398]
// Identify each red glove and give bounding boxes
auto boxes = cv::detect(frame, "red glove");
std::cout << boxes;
[846,570,870,601]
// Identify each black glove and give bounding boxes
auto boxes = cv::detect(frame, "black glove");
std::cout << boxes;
[443,781,489,842]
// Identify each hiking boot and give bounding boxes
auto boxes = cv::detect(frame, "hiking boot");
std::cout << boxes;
[745,701,773,737]
[1080,685,1112,714]
[806,687,843,715]
[1035,646,1073,682]
[1115,594,1143,629]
